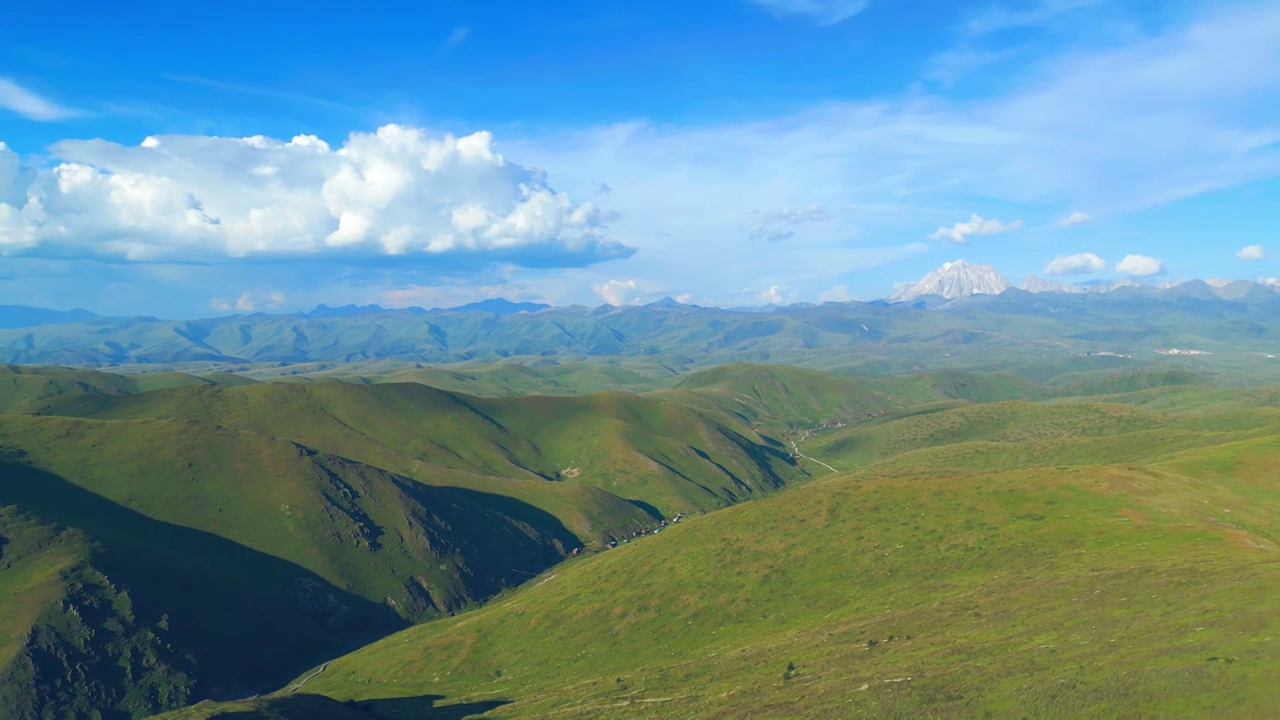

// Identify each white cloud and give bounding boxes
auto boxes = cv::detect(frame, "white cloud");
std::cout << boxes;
[929,214,1022,243]
[1261,277,1280,288]
[1056,211,1090,226]
[210,290,286,313]
[0,78,76,121]
[759,285,786,304]
[748,204,831,242]
[1115,254,1164,277]
[748,0,869,25]
[595,278,640,306]
[1237,244,1264,260]
[1043,252,1104,275]
[0,126,628,265]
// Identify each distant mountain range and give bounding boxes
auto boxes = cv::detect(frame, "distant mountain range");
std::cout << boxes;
[0,305,98,329]
[5,270,1280,368]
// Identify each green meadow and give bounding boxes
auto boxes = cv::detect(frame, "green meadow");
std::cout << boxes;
[1,362,1278,717]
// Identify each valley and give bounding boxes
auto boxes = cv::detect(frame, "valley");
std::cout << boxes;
[1,354,1278,718]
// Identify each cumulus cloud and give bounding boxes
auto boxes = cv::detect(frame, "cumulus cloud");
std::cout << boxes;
[211,291,257,313]
[1056,211,1090,227]
[1043,252,1104,275]
[929,214,1022,243]
[759,285,787,304]
[0,78,77,121]
[0,125,630,267]
[1115,254,1164,277]
[1237,245,1264,260]
[748,204,831,242]
[748,0,869,25]
[595,278,640,305]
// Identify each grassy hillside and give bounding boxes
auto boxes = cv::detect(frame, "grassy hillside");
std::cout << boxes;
[0,365,239,414]
[180,440,1280,718]
[806,399,1280,475]
[658,363,903,431]
[46,380,806,519]
[0,365,821,716]
[0,414,583,715]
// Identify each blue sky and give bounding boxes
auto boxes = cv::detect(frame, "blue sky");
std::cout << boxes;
[1,0,1278,315]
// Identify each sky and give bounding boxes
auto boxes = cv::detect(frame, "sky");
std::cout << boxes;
[1,0,1279,316]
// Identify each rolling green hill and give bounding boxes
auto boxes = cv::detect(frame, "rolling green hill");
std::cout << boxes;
[173,437,1280,718]
[146,386,1280,719]
[44,379,806,520]
[0,414,590,715]
[658,363,903,431]
[7,362,1280,718]
[0,365,822,717]
[0,365,248,415]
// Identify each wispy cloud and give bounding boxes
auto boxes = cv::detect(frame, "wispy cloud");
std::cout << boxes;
[964,0,1108,37]
[159,74,356,112]
[1237,245,1264,260]
[1056,211,1091,226]
[445,26,471,49]
[748,0,869,26]
[748,204,831,242]
[0,78,77,121]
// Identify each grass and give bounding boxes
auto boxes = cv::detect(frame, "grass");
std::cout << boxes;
[279,455,1280,718]
[4,362,1280,717]
[0,414,584,713]
[44,379,807,520]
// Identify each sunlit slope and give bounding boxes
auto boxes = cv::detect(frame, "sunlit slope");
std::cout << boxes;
[47,380,806,517]
[807,399,1280,473]
[656,363,903,430]
[303,359,679,396]
[0,414,576,711]
[0,364,246,414]
[860,368,1049,404]
[277,451,1280,719]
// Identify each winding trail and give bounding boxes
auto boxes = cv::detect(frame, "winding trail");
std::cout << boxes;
[789,438,837,474]
[289,662,330,692]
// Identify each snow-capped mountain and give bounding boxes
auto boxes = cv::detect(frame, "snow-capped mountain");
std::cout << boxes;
[889,260,1011,301]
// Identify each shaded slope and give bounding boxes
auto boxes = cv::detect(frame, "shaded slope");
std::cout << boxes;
[0,415,575,713]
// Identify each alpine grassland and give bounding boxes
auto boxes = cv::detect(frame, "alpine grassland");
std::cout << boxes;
[216,444,1280,718]
[4,363,1280,717]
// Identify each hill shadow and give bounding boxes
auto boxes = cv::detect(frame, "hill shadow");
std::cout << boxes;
[425,484,581,550]
[624,497,665,521]
[208,693,511,719]
[361,694,512,719]
[0,461,406,699]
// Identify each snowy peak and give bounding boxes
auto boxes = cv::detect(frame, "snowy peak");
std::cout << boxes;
[889,260,1011,301]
